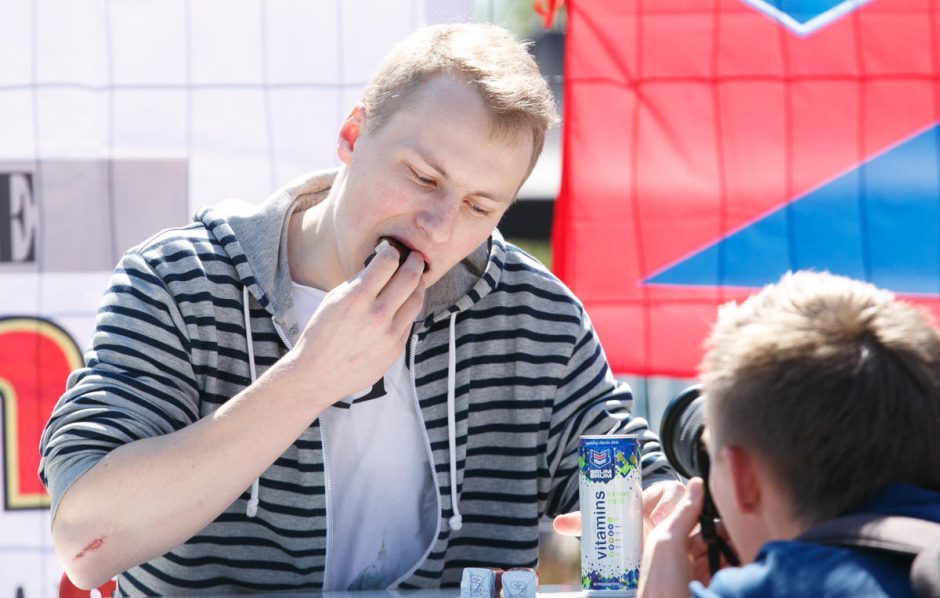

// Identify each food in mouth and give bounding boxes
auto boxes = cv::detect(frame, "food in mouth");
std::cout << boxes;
[364,236,428,271]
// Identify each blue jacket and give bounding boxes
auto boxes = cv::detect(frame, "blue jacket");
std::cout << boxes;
[691,484,940,597]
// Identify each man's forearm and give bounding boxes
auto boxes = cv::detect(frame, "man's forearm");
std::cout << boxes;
[51,353,334,589]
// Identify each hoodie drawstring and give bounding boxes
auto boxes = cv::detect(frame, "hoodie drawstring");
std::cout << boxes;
[446,312,463,531]
[243,285,260,518]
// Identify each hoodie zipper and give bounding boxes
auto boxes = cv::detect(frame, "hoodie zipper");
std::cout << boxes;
[271,316,333,590]
[389,332,443,588]
[320,416,334,589]
[271,318,293,352]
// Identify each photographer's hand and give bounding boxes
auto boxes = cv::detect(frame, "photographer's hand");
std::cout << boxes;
[638,477,705,598]
[643,480,686,537]
[552,480,687,538]
[687,518,734,585]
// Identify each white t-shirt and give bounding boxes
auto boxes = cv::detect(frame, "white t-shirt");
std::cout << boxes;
[290,282,437,590]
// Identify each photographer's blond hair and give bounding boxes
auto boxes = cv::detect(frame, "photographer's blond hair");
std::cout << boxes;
[701,271,940,524]
[362,22,557,177]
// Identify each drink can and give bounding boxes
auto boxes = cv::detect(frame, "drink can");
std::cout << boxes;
[578,434,642,596]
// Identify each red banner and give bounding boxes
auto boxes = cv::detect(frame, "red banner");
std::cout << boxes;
[554,0,940,376]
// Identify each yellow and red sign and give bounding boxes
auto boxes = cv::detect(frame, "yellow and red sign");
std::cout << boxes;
[0,317,82,510]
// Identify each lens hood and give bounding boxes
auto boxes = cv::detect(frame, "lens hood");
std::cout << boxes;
[660,385,707,479]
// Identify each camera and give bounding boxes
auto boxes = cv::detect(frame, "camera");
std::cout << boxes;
[660,385,708,480]
[660,385,739,573]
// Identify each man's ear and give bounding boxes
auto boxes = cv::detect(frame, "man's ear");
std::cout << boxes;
[337,103,366,164]
[723,445,762,515]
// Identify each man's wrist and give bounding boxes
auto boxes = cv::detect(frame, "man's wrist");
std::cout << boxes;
[257,351,342,419]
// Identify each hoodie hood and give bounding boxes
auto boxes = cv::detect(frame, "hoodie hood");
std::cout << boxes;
[196,169,503,345]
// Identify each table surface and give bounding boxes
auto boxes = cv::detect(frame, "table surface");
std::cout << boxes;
[211,586,585,598]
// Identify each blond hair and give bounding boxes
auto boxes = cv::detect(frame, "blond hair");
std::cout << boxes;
[701,271,940,524]
[362,22,557,177]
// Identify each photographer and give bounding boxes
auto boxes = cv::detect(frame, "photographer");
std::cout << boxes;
[640,271,940,597]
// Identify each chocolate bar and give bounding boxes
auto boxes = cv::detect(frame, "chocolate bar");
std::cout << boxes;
[364,236,410,268]
[363,236,428,271]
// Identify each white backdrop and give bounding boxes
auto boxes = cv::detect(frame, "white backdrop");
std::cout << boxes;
[0,1,471,594]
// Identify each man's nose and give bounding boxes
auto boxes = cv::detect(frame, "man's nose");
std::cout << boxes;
[416,194,460,244]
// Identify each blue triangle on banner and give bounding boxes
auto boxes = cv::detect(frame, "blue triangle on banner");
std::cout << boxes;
[645,123,940,295]
[741,0,871,35]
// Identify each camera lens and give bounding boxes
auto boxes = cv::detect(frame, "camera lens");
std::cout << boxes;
[659,385,707,479]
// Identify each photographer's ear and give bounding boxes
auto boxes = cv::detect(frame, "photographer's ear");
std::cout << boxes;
[724,445,761,515]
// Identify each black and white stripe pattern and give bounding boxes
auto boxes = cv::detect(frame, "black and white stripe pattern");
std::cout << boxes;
[40,199,673,595]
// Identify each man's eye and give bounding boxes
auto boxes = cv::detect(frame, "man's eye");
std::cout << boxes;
[409,168,436,187]
[468,202,490,216]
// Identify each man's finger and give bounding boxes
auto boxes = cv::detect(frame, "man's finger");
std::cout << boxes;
[392,281,426,336]
[553,511,582,536]
[375,251,425,311]
[357,240,405,294]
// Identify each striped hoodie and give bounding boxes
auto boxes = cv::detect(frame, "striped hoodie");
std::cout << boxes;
[39,170,675,595]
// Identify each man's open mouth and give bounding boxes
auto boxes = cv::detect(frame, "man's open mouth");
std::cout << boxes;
[364,236,429,271]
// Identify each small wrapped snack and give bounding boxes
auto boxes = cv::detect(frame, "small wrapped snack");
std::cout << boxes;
[460,567,499,598]
[501,568,538,598]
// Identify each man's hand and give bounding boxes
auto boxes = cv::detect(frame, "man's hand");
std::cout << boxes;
[637,477,705,598]
[287,241,426,407]
[552,480,688,539]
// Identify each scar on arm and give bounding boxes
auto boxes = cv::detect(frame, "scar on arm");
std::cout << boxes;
[74,537,104,560]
